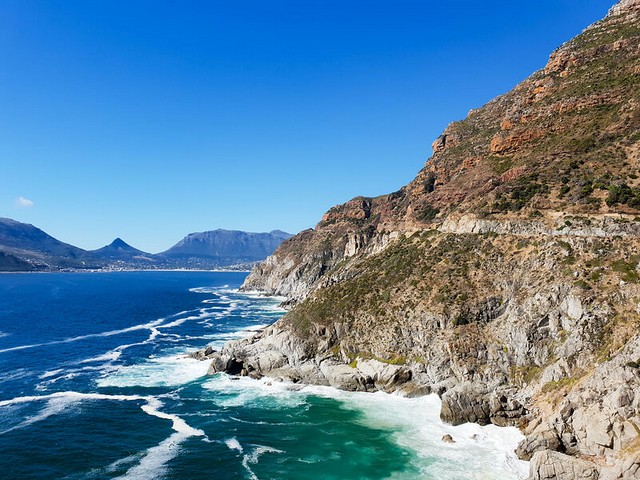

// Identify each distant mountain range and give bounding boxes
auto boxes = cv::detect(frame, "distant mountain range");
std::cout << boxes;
[0,217,292,272]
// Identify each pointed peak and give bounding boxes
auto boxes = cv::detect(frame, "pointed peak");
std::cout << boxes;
[109,237,129,248]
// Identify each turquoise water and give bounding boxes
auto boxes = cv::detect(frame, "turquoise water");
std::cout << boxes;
[0,271,527,479]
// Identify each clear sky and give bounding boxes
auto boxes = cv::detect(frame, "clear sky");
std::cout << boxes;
[0,0,615,253]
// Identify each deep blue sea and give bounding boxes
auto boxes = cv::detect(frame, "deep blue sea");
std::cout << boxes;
[0,271,527,479]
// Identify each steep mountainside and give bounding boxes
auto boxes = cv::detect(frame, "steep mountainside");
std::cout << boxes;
[206,2,640,479]
[160,229,293,266]
[0,218,103,270]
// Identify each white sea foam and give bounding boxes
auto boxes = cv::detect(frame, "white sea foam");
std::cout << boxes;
[302,386,529,480]
[0,391,147,408]
[142,397,204,437]
[39,368,65,379]
[35,363,121,393]
[0,367,33,383]
[0,394,82,435]
[37,371,81,385]
[113,432,186,480]
[0,391,147,436]
[237,289,287,303]
[104,454,143,473]
[225,437,244,452]
[111,399,204,480]
[245,444,284,463]
[239,444,284,480]
[0,302,218,356]
[96,355,210,388]
[0,389,205,480]
[242,324,269,332]
[202,375,306,409]
[3,302,222,357]
[148,328,161,341]
[79,351,122,364]
[190,285,286,305]
[203,376,528,479]
[156,309,223,330]
[0,318,167,354]
[228,416,299,427]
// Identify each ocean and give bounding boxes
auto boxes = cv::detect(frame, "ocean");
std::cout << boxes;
[0,271,528,479]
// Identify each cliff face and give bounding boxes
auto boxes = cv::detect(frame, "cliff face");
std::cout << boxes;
[227,2,640,478]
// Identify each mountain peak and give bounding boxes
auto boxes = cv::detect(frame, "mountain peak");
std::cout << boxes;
[91,237,149,260]
[109,238,130,248]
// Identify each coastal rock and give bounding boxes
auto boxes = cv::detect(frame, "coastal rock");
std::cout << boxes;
[442,434,456,443]
[599,452,640,480]
[440,385,492,425]
[188,346,216,360]
[545,335,640,458]
[517,428,562,461]
[530,450,599,480]
[319,361,367,391]
[202,327,417,394]
[355,359,412,391]
[440,384,525,427]
[208,353,244,375]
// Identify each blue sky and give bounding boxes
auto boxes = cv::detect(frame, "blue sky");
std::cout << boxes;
[1,0,614,252]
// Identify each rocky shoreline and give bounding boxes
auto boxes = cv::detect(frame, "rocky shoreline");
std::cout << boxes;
[193,1,640,477]
[192,294,640,479]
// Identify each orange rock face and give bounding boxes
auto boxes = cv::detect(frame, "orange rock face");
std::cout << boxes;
[489,129,545,154]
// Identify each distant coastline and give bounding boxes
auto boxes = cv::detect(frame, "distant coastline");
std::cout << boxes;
[0,268,253,274]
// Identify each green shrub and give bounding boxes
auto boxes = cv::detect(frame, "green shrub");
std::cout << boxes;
[416,204,440,222]
[606,183,640,207]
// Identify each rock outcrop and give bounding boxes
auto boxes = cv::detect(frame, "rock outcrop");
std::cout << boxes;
[205,2,640,478]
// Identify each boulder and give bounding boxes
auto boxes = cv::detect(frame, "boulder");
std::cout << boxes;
[517,428,562,461]
[440,384,525,426]
[355,358,412,391]
[442,434,456,443]
[319,361,367,391]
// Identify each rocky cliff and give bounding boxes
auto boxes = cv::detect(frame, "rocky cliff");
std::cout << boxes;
[210,2,640,478]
